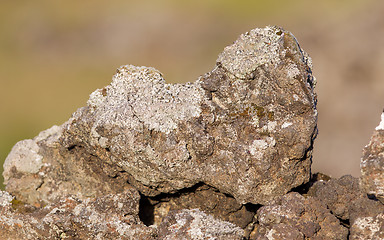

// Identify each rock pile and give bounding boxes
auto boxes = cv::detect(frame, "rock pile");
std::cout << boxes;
[1,26,383,239]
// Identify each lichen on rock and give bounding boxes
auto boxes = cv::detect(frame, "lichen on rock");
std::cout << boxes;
[3,26,317,207]
[1,26,322,239]
[361,111,384,204]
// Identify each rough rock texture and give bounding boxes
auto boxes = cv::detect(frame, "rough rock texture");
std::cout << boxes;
[349,197,384,239]
[307,174,364,220]
[1,26,322,239]
[157,209,244,240]
[361,111,384,204]
[0,189,157,240]
[3,26,317,208]
[142,183,255,229]
[250,192,348,239]
[307,173,384,239]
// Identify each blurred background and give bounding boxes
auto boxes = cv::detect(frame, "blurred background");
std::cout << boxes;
[1,0,384,188]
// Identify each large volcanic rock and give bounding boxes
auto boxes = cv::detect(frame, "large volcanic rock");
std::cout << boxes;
[3,26,317,207]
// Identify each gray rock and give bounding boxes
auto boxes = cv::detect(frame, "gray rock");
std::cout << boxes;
[3,26,317,207]
[0,189,157,240]
[157,208,244,240]
[251,192,348,240]
[360,111,384,204]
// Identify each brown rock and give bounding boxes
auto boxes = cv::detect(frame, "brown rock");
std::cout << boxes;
[349,197,384,240]
[145,184,255,228]
[307,174,364,220]
[360,111,384,204]
[251,192,348,240]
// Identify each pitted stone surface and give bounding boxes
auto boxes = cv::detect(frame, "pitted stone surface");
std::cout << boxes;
[251,192,348,240]
[308,175,364,220]
[361,111,384,204]
[157,209,244,240]
[0,189,157,240]
[3,26,317,207]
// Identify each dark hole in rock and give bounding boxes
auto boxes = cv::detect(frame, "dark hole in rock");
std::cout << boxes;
[67,145,76,151]
[367,194,379,201]
[138,194,154,226]
[244,202,261,213]
[138,182,257,229]
[291,172,331,195]
[339,218,350,229]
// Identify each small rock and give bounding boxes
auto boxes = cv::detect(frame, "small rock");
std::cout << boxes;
[307,174,364,220]
[251,192,348,239]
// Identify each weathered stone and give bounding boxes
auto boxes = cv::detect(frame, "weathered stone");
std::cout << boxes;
[144,184,255,229]
[360,111,384,204]
[0,189,157,240]
[3,26,317,207]
[307,174,364,220]
[3,124,133,206]
[157,208,244,240]
[349,197,384,240]
[251,192,348,239]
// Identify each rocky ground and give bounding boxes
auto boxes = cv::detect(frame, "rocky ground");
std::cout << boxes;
[1,26,383,239]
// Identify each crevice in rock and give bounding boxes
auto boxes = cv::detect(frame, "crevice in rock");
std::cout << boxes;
[291,172,331,195]
[67,145,77,151]
[139,193,155,226]
[137,182,258,230]
[339,218,350,229]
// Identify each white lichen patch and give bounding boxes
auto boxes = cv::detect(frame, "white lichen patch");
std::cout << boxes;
[172,209,243,239]
[3,139,43,180]
[286,63,301,80]
[282,122,293,128]
[218,26,290,79]
[266,228,277,240]
[3,124,64,182]
[353,214,384,239]
[87,65,203,134]
[375,112,384,130]
[249,137,276,159]
[0,191,14,207]
[267,121,277,131]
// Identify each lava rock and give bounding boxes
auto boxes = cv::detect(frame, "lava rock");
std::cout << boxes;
[157,208,244,240]
[251,192,348,239]
[349,197,384,240]
[147,184,255,229]
[361,111,384,204]
[307,174,364,220]
[0,189,157,240]
[3,26,317,207]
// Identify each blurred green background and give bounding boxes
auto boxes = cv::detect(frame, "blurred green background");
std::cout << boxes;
[1,0,384,188]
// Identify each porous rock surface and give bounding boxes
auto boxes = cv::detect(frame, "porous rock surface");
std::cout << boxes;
[0,189,157,240]
[307,174,364,220]
[0,26,328,239]
[157,209,244,240]
[2,25,384,240]
[250,192,348,239]
[3,25,317,207]
[361,111,384,204]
